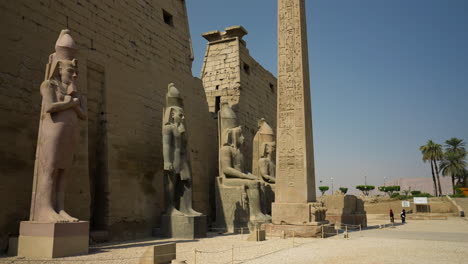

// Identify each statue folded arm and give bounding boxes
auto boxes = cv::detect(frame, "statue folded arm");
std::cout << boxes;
[41,81,79,113]
[72,94,87,120]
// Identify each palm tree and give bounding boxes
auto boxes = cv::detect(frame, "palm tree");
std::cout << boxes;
[462,169,468,187]
[445,138,466,154]
[440,151,467,194]
[420,140,440,196]
[432,143,444,196]
[443,138,467,191]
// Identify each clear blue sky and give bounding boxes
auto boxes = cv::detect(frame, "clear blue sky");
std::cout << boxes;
[186,0,468,190]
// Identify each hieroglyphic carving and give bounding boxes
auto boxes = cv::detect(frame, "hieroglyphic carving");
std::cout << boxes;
[276,0,316,202]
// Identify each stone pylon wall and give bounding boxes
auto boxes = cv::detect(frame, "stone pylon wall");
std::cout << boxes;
[201,26,277,172]
[0,0,217,250]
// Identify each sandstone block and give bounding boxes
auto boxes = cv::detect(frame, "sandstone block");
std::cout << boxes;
[139,243,176,264]
[161,215,207,239]
[18,221,89,258]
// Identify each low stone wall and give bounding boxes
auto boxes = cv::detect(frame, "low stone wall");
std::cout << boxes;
[321,194,367,227]
[364,197,458,214]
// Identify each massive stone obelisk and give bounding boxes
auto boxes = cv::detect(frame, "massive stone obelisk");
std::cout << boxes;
[267,0,328,237]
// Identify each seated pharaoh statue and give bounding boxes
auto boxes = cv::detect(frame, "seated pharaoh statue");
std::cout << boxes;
[253,118,276,184]
[215,102,271,232]
[252,118,276,215]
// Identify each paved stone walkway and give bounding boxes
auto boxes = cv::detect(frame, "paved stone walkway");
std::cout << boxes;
[1,217,467,264]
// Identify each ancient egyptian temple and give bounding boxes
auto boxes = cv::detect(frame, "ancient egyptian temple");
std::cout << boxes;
[0,1,365,259]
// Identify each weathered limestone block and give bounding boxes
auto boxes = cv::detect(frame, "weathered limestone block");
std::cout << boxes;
[139,243,176,264]
[161,215,207,239]
[247,229,266,241]
[215,177,249,232]
[321,193,367,227]
[18,222,89,258]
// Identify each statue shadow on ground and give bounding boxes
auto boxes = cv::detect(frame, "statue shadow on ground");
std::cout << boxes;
[88,239,199,254]
[364,222,404,231]
[233,201,249,233]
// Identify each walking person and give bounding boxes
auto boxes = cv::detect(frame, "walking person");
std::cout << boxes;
[400,209,406,224]
[389,209,394,223]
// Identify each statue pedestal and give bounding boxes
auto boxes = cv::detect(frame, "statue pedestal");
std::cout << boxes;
[18,221,89,258]
[215,177,249,233]
[266,202,329,237]
[161,215,207,239]
[262,223,333,238]
[321,194,367,228]
[215,177,273,233]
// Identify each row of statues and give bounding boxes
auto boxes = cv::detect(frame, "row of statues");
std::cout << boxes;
[216,102,276,231]
[29,29,277,236]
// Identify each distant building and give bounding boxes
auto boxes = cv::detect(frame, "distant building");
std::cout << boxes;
[201,26,277,171]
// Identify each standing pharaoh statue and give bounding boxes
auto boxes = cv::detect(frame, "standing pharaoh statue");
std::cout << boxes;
[30,29,86,223]
[216,102,271,232]
[161,84,206,239]
[162,83,202,216]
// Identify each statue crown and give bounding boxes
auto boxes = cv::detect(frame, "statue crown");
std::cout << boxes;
[219,102,238,129]
[166,83,183,108]
[55,29,77,61]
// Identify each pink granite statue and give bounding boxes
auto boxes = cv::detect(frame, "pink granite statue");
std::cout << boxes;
[30,30,86,222]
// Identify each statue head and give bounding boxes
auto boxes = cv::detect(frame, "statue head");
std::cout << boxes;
[46,29,79,91]
[253,118,276,175]
[164,83,185,125]
[58,59,78,86]
[223,126,245,148]
[219,102,238,128]
[219,102,242,148]
[261,142,276,158]
[256,118,275,142]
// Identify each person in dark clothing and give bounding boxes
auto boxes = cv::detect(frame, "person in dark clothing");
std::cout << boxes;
[400,209,406,224]
[389,209,394,223]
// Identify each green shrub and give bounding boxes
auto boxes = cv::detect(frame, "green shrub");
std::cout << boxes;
[318,186,329,196]
[450,186,466,197]
[378,186,400,196]
[356,185,375,196]
[339,187,348,194]
[411,191,421,196]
